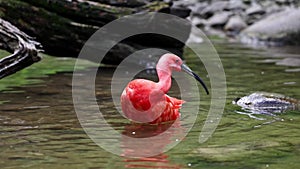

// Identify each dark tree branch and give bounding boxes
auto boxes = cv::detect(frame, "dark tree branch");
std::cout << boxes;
[0,18,42,79]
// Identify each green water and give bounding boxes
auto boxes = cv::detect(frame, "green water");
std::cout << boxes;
[0,40,299,169]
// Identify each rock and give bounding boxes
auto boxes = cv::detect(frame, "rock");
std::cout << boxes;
[224,15,247,34]
[265,3,283,14]
[200,1,229,18]
[246,3,265,15]
[207,11,232,27]
[170,7,191,18]
[245,14,263,25]
[188,2,208,15]
[95,12,191,64]
[186,26,204,44]
[185,0,300,45]
[106,0,146,7]
[243,0,252,5]
[276,0,300,7]
[227,0,247,10]
[275,0,295,5]
[233,92,300,115]
[172,0,199,8]
[189,16,207,27]
[204,27,227,38]
[240,8,300,46]
[0,0,190,65]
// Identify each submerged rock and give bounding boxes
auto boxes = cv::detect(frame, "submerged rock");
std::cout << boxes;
[233,92,299,116]
[240,8,300,46]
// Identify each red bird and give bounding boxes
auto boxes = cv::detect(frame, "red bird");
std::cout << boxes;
[121,53,209,124]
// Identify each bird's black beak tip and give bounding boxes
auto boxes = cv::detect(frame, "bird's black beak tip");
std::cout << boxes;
[181,64,209,95]
[191,72,209,95]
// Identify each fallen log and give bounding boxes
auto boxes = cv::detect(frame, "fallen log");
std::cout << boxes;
[0,18,42,79]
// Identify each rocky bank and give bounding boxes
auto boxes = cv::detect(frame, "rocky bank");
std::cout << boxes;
[175,0,300,46]
[1,0,300,66]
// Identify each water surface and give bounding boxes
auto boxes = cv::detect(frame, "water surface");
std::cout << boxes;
[0,40,299,168]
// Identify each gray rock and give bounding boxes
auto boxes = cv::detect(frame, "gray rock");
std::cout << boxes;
[275,0,297,5]
[172,0,199,8]
[245,1,266,25]
[204,26,227,38]
[225,15,247,33]
[246,3,265,15]
[240,8,300,46]
[265,3,284,14]
[267,0,298,8]
[245,13,263,25]
[190,16,208,27]
[186,26,204,44]
[227,0,247,10]
[234,92,299,116]
[188,2,208,15]
[200,1,229,18]
[207,11,232,27]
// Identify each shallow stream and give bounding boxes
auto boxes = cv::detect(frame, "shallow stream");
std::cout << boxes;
[0,39,299,169]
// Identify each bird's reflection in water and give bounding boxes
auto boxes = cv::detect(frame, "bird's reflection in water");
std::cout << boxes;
[121,120,183,168]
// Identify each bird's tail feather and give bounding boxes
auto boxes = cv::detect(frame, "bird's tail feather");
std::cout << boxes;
[166,95,185,109]
[149,96,185,124]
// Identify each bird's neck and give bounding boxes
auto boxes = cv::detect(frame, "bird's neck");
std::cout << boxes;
[157,67,172,93]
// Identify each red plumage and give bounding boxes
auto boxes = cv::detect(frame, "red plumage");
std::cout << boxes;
[121,79,184,124]
[121,53,186,124]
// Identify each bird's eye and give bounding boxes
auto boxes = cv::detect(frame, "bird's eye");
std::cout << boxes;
[175,59,179,63]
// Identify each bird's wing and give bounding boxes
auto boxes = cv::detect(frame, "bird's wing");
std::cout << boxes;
[125,79,165,111]
[166,95,185,109]
[121,80,168,123]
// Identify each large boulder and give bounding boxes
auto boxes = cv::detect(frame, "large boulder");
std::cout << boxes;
[240,8,300,45]
[0,0,191,65]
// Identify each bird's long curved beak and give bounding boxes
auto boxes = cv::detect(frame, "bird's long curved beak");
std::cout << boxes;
[181,64,209,95]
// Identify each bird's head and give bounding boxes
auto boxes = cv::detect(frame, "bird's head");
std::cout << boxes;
[161,53,209,95]
[166,54,184,71]
[157,53,182,71]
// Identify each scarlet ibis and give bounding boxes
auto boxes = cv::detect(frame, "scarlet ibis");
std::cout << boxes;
[121,53,209,124]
